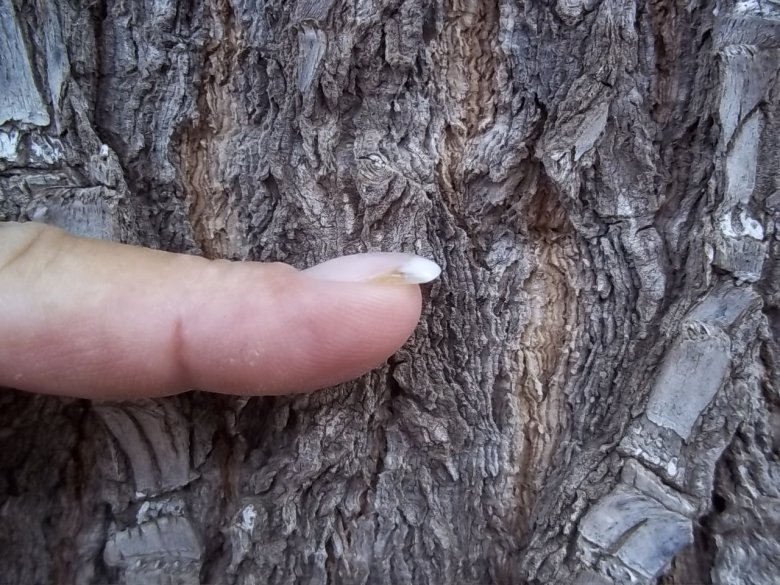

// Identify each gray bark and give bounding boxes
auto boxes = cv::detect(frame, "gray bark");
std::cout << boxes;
[1,0,779,584]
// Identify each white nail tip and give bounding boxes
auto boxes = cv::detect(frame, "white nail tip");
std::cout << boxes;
[395,256,442,284]
[303,252,442,284]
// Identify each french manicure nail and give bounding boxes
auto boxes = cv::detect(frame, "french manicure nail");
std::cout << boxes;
[303,252,442,284]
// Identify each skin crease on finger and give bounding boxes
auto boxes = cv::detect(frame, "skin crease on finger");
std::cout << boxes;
[0,222,423,399]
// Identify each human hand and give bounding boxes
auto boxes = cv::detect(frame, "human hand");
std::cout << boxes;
[0,222,440,399]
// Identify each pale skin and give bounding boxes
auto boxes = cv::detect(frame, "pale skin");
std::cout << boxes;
[0,222,424,399]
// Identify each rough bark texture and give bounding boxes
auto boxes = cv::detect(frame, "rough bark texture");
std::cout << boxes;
[1,0,779,584]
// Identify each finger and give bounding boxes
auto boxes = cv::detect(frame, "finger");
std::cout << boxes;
[0,222,440,399]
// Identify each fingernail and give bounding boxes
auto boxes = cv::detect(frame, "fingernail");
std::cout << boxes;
[303,252,442,284]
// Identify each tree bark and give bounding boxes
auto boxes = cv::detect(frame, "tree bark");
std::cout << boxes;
[1,0,778,584]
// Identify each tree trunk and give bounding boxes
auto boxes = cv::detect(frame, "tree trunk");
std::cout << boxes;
[1,0,778,583]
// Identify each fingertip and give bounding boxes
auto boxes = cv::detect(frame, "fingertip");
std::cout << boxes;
[199,271,424,394]
[280,275,424,391]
